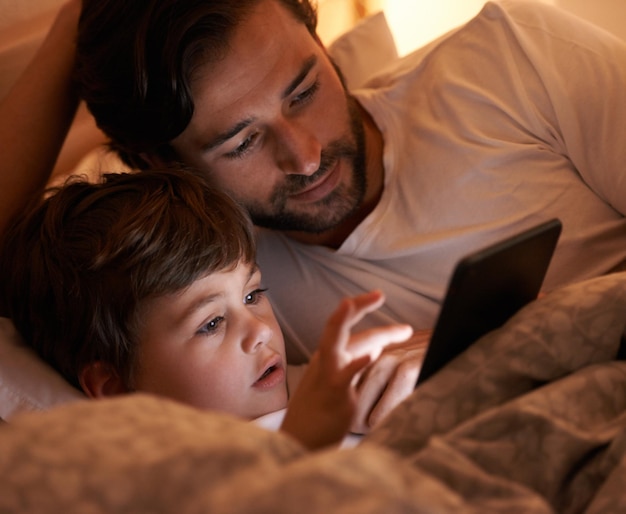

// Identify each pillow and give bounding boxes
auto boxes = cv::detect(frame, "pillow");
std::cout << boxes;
[0,12,400,420]
[0,318,84,420]
[326,11,398,90]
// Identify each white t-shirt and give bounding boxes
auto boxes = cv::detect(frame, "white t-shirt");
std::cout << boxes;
[257,1,626,362]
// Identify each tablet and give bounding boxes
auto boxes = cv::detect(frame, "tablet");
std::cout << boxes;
[416,218,562,385]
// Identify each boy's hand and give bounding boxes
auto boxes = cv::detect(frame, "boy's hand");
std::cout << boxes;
[280,290,413,450]
[351,330,430,434]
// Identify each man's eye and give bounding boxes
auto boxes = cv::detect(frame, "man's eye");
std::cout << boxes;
[245,288,268,305]
[197,316,224,335]
[225,132,259,160]
[291,80,319,108]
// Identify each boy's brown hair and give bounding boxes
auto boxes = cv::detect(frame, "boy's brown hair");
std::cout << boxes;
[0,169,256,389]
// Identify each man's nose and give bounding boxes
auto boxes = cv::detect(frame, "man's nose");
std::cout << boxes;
[274,118,322,176]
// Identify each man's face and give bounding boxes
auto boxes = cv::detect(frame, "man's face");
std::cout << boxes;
[133,262,288,420]
[170,0,367,236]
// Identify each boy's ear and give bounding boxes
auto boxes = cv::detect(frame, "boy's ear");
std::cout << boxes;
[79,361,129,398]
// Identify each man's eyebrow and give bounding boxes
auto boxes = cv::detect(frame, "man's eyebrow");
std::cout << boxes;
[282,55,317,99]
[202,118,255,152]
[201,56,317,153]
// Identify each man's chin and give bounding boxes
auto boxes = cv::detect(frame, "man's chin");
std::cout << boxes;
[252,213,341,234]
[252,194,361,233]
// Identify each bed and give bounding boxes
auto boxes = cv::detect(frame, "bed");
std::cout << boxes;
[2,5,626,513]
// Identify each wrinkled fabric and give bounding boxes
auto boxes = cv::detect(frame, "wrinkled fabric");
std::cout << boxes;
[1,273,625,513]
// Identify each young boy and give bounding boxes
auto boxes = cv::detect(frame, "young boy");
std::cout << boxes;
[0,168,413,450]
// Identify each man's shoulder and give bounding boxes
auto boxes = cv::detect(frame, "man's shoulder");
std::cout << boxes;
[477,1,604,38]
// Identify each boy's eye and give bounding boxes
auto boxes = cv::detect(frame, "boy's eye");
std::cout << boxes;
[197,316,224,335]
[291,79,319,108]
[245,288,268,305]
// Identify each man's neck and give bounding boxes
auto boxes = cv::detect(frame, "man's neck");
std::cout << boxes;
[285,103,384,249]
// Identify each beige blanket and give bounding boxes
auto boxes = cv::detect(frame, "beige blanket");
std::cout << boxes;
[1,273,625,513]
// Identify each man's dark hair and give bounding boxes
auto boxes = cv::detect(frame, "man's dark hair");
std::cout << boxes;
[75,0,318,169]
[0,169,256,389]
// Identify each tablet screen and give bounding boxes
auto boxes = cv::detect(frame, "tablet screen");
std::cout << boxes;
[416,219,562,385]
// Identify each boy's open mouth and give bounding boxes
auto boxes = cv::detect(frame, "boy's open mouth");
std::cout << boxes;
[259,365,276,380]
[253,359,285,389]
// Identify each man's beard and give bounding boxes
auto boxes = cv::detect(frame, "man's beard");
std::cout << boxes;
[247,95,367,234]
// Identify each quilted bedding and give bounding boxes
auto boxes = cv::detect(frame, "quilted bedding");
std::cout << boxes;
[1,272,625,513]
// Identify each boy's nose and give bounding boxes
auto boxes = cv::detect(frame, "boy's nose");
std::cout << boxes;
[241,316,272,354]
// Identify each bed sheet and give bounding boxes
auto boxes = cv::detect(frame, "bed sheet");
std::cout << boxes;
[1,272,625,512]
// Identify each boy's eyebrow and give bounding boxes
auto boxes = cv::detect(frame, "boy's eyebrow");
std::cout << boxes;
[201,55,318,153]
[179,292,222,327]
[249,264,260,280]
[177,265,260,327]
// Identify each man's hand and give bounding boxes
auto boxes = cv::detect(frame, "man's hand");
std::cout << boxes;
[280,290,413,450]
[350,331,430,434]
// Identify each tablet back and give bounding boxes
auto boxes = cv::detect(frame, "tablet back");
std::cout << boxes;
[416,218,562,385]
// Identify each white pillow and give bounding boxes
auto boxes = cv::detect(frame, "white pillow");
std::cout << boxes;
[0,12,399,420]
[327,11,398,90]
[0,318,84,420]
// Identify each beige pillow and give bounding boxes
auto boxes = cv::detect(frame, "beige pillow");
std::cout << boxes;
[327,11,398,90]
[0,318,83,420]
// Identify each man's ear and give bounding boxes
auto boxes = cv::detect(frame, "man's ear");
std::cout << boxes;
[79,361,129,398]
[139,152,167,169]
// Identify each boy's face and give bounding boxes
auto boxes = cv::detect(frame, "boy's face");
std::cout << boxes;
[170,0,367,237]
[133,261,288,420]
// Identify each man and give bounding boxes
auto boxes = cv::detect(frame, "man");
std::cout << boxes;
[73,0,626,352]
[2,0,626,428]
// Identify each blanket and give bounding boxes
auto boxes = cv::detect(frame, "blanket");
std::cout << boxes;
[1,272,625,513]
